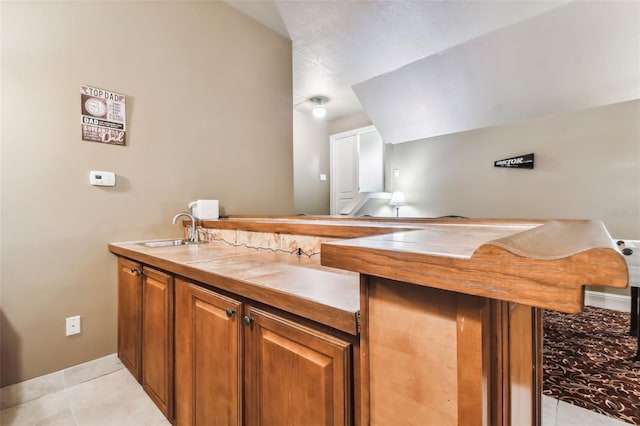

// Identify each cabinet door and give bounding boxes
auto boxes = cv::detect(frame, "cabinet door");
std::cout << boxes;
[244,307,352,426]
[117,257,142,381]
[175,279,243,426]
[142,267,174,419]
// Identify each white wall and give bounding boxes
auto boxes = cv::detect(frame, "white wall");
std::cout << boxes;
[388,100,640,242]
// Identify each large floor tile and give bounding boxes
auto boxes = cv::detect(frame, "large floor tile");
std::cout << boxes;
[542,394,558,426]
[64,369,169,426]
[0,390,76,426]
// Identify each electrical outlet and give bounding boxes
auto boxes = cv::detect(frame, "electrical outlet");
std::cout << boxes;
[66,315,81,336]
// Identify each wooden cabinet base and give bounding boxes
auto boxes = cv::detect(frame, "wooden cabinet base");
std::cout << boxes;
[360,276,541,425]
[175,279,354,426]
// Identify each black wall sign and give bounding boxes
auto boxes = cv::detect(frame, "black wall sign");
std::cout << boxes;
[494,153,534,169]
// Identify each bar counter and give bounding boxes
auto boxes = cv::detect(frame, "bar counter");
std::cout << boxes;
[318,218,627,425]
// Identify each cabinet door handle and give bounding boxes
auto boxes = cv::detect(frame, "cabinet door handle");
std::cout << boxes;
[225,308,236,318]
[130,268,142,276]
[242,316,254,326]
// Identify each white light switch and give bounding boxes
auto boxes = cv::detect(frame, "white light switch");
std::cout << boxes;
[320,174,327,181]
[90,171,116,186]
[66,315,81,336]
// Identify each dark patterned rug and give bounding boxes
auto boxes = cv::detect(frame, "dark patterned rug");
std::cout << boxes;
[543,306,640,425]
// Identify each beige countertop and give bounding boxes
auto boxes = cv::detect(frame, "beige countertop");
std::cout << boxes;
[110,217,628,334]
[109,239,360,335]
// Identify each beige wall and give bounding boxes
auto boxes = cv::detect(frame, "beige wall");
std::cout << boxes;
[329,112,372,136]
[293,110,330,214]
[291,111,372,215]
[388,100,640,297]
[388,100,640,242]
[0,1,293,386]
[293,109,377,215]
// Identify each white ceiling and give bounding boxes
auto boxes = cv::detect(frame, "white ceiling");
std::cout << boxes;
[354,1,640,143]
[224,0,568,121]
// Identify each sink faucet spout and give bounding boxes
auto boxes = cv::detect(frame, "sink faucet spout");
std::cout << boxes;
[171,212,200,243]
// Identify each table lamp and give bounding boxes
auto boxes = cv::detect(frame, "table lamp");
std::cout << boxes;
[389,191,407,217]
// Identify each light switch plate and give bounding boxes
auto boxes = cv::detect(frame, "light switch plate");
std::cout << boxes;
[66,315,81,336]
[90,171,116,186]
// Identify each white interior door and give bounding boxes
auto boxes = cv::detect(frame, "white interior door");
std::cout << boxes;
[330,134,358,215]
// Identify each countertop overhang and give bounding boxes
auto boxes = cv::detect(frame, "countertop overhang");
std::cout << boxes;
[320,219,628,313]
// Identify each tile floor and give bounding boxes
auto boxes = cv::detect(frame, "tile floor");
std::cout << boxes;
[0,355,170,426]
[0,355,633,426]
[541,395,634,426]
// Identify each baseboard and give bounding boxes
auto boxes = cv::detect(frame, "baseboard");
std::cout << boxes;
[585,290,630,313]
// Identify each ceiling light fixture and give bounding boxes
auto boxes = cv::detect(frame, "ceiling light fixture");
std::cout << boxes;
[310,96,328,118]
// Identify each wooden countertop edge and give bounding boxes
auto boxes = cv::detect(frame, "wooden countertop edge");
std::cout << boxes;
[108,243,359,335]
[198,217,552,239]
[475,220,622,260]
[320,220,628,313]
[198,220,420,239]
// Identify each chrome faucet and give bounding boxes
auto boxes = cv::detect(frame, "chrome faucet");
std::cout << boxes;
[171,212,200,243]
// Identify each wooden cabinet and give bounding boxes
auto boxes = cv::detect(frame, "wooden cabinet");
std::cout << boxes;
[118,255,354,425]
[175,278,243,426]
[244,306,352,426]
[117,258,174,420]
[174,279,353,426]
[141,267,174,420]
[117,257,142,381]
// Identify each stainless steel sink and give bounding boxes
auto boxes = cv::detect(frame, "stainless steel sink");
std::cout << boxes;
[139,239,206,248]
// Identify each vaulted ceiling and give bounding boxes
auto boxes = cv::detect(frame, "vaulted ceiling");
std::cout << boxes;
[224,1,567,120]
[225,1,639,145]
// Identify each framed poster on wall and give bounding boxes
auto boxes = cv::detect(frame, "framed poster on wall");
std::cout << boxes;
[81,85,126,146]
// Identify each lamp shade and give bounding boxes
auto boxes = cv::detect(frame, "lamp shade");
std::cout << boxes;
[389,191,407,206]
